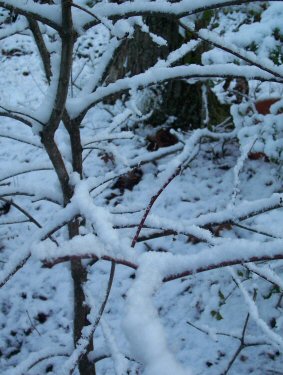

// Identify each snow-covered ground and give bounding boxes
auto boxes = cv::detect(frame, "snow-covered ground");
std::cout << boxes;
[0,3,283,375]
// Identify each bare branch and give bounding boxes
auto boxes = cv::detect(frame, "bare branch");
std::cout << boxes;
[64,261,116,375]
[43,0,74,134]
[0,111,32,127]
[27,18,52,83]
[0,166,53,184]
[0,18,28,41]
[0,197,58,245]
[0,104,45,127]
[0,133,42,148]
[131,166,181,247]
[0,253,31,289]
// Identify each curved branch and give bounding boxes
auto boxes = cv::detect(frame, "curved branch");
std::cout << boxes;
[43,250,283,284]
[27,353,69,372]
[0,1,61,31]
[27,17,52,83]
[181,22,283,81]
[0,133,42,148]
[0,197,58,245]
[68,64,281,118]
[0,111,32,127]
[0,104,45,127]
[44,254,137,270]
[82,0,283,30]
[0,167,52,184]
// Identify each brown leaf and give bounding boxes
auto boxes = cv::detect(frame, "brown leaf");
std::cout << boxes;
[147,128,178,151]
[112,168,143,191]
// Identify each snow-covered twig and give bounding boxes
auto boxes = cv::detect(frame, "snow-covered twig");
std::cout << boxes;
[101,318,128,375]
[230,268,283,350]
[62,261,116,375]
[131,165,182,248]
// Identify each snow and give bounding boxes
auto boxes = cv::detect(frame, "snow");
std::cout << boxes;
[230,268,283,350]
[123,257,191,375]
[67,64,277,118]
[0,2,283,375]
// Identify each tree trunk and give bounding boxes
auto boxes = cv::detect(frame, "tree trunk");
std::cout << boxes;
[107,12,230,129]
[64,115,96,375]
[69,223,95,375]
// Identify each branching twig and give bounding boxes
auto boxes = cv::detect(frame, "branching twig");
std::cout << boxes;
[131,166,182,247]
[222,289,257,374]
[180,22,283,82]
[26,309,41,336]
[64,261,116,375]
[0,198,58,245]
[43,251,283,285]
[0,104,45,127]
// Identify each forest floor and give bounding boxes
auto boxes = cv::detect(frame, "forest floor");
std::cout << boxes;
[0,27,283,375]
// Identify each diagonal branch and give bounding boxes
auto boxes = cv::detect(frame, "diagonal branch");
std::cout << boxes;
[0,1,61,31]
[0,197,57,245]
[0,104,45,127]
[181,22,283,82]
[27,18,52,83]
[131,166,181,247]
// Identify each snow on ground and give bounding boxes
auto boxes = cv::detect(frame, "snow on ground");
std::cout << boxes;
[0,6,283,375]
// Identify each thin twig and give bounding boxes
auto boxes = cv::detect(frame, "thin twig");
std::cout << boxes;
[0,219,30,225]
[222,289,257,375]
[67,261,116,375]
[0,253,31,289]
[0,198,58,245]
[131,166,182,247]
[0,167,53,184]
[26,353,69,372]
[26,309,41,336]
[181,22,283,82]
[0,104,45,126]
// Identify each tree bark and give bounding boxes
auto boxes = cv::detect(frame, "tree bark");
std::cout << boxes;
[106,10,230,129]
[69,222,95,375]
[39,1,95,371]
[64,115,96,375]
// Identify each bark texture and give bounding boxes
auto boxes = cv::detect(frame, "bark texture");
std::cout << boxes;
[107,12,230,129]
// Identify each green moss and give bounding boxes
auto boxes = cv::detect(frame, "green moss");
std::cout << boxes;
[269,46,283,65]
[247,41,258,53]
